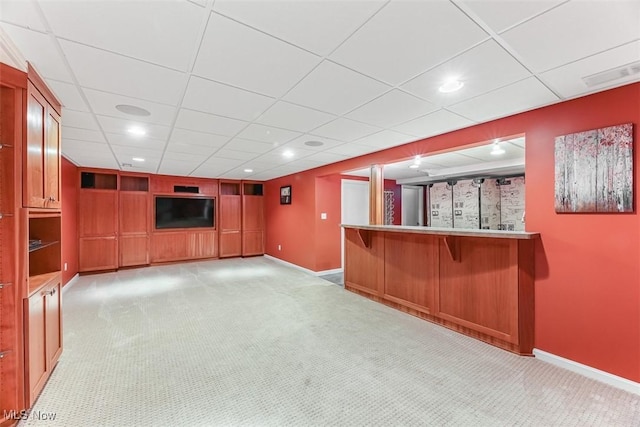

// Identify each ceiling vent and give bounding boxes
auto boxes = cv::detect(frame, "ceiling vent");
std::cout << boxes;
[582,61,640,87]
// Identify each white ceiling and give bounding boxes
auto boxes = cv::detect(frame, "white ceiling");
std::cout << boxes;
[1,0,638,180]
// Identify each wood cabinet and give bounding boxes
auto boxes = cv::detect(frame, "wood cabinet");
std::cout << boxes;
[23,69,61,210]
[1,64,27,423]
[119,175,150,267]
[150,231,217,263]
[344,226,537,355]
[78,171,118,272]
[241,182,264,256]
[24,274,61,408]
[219,181,242,258]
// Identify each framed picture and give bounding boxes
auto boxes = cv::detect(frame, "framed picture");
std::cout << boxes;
[280,185,291,205]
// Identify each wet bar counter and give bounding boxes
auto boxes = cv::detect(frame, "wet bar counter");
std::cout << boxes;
[342,225,540,355]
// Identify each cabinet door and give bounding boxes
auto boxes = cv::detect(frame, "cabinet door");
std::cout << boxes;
[24,82,46,208]
[44,108,61,209]
[24,291,47,407]
[119,192,149,267]
[79,237,118,272]
[119,235,149,267]
[45,281,62,369]
[220,195,241,257]
[219,231,241,258]
[78,190,118,237]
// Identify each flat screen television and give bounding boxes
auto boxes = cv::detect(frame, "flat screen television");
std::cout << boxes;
[155,196,215,229]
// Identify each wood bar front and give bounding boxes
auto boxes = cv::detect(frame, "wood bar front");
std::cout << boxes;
[343,225,539,355]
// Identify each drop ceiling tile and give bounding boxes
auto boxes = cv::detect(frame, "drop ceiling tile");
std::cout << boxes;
[48,80,88,112]
[501,1,640,72]
[175,109,248,136]
[105,133,166,151]
[225,138,274,154]
[213,0,385,56]
[392,109,475,138]
[191,158,245,177]
[96,116,171,141]
[401,40,532,106]
[326,142,381,156]
[285,135,346,151]
[217,168,260,180]
[329,1,488,85]
[120,163,158,174]
[182,76,275,121]
[157,160,198,177]
[61,139,110,156]
[67,155,119,170]
[111,145,163,161]
[165,142,218,157]
[458,0,564,33]
[193,13,321,97]
[62,128,105,143]
[302,152,350,165]
[40,1,204,71]
[60,40,186,105]
[161,152,207,164]
[540,41,640,99]
[346,90,439,127]
[256,102,336,133]
[212,148,258,161]
[61,110,99,131]
[422,151,487,168]
[283,61,390,115]
[0,24,72,82]
[169,128,230,148]
[352,130,416,149]
[244,171,279,180]
[448,77,559,122]
[235,124,301,145]
[310,118,380,142]
[0,0,47,32]
[83,89,177,126]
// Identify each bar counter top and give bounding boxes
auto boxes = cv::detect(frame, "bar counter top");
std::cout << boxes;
[341,224,539,239]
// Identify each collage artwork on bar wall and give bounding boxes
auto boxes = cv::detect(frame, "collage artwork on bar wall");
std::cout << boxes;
[554,123,633,213]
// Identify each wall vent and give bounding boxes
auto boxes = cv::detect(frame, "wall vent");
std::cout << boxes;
[582,61,640,87]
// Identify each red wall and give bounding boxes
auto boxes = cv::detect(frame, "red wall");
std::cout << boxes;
[264,82,640,383]
[61,156,78,285]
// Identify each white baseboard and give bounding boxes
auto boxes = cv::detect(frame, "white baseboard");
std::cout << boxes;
[263,255,343,276]
[533,349,640,395]
[62,273,80,294]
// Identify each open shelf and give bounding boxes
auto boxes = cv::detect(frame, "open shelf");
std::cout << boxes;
[28,240,58,252]
[243,183,263,196]
[81,172,117,189]
[121,175,149,192]
[221,182,240,196]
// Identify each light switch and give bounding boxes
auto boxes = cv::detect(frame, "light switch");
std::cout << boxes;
[320,213,327,220]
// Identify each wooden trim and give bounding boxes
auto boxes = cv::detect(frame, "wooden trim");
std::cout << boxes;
[0,63,27,89]
[26,63,61,115]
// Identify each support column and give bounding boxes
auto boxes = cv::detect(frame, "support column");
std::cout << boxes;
[369,164,383,225]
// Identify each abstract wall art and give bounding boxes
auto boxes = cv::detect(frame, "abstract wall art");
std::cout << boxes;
[555,123,633,213]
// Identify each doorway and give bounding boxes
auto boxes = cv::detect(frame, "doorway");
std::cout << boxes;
[341,179,369,268]
[402,185,424,226]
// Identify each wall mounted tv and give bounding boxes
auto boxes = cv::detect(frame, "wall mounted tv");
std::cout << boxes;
[155,196,215,229]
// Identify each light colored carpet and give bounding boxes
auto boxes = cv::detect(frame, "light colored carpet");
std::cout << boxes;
[21,257,639,426]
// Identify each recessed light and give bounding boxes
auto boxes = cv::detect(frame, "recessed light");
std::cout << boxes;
[409,164,420,169]
[127,126,146,136]
[439,79,464,93]
[116,104,151,117]
[490,143,505,155]
[304,140,324,147]
[132,157,145,162]
[244,168,253,173]
[283,150,294,158]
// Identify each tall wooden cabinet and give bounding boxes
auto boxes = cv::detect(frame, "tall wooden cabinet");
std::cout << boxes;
[0,63,63,425]
[119,175,150,267]
[241,182,264,256]
[78,171,118,272]
[219,181,242,258]
[0,63,27,427]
